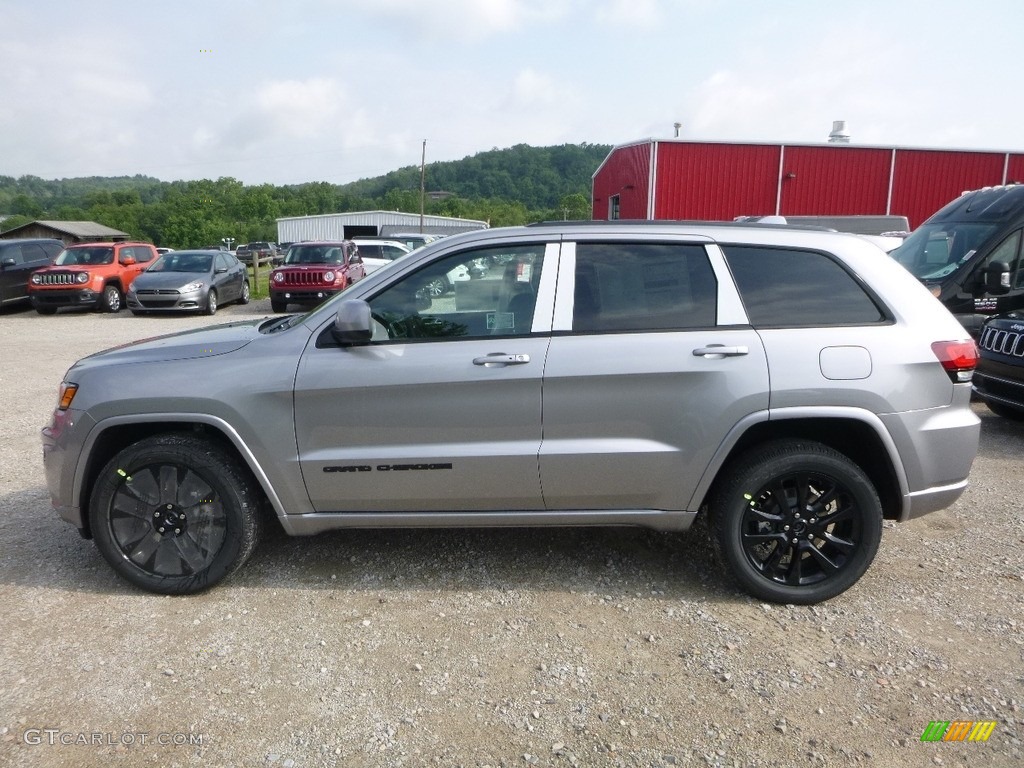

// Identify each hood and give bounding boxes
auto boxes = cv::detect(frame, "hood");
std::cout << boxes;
[131,271,210,291]
[73,318,266,369]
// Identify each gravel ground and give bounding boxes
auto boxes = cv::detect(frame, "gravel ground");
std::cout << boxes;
[0,301,1022,768]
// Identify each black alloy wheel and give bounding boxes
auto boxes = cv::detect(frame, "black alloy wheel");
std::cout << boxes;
[710,440,882,604]
[89,434,262,594]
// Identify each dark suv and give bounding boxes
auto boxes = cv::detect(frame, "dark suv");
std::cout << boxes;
[236,241,281,266]
[974,311,1024,419]
[0,238,64,307]
[890,185,1024,336]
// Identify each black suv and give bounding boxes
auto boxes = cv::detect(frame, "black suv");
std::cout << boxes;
[890,185,1024,336]
[974,311,1024,419]
[0,238,64,307]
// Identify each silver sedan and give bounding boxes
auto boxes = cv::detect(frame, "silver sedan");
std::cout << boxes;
[126,250,250,315]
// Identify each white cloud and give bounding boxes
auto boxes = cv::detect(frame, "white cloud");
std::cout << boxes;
[341,0,570,38]
[256,78,348,139]
[596,0,661,27]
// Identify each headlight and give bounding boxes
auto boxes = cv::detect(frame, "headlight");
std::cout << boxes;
[31,273,41,284]
[181,281,204,292]
[273,272,284,283]
[323,271,335,282]
[76,272,89,284]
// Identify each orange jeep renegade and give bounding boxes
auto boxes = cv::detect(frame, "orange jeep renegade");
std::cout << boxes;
[29,242,158,314]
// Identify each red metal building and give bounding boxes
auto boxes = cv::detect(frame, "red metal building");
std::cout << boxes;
[592,139,1024,229]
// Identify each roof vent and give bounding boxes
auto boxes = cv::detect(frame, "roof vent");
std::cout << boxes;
[828,120,851,143]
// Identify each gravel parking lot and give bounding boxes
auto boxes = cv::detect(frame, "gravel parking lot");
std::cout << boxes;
[1,301,1021,768]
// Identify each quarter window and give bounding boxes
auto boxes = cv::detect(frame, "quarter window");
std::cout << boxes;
[572,243,717,332]
[723,245,885,327]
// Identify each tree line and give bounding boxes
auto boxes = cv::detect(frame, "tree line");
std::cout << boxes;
[0,143,610,248]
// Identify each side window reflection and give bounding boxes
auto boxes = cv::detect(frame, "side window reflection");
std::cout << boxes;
[367,246,545,341]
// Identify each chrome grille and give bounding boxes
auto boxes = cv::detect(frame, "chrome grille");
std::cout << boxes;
[36,272,79,285]
[979,326,1024,357]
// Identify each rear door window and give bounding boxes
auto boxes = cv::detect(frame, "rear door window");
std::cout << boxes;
[722,245,886,327]
[572,243,717,332]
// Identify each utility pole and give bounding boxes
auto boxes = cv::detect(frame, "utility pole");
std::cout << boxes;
[419,139,426,234]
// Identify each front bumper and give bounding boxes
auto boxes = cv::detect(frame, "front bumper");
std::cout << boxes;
[31,289,101,308]
[127,289,206,312]
[41,406,94,533]
[270,288,340,304]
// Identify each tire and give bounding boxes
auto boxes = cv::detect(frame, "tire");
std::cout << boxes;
[708,440,882,605]
[270,298,287,313]
[35,306,58,315]
[205,289,218,316]
[239,281,251,305]
[985,400,1024,420]
[88,433,263,594]
[130,309,146,316]
[101,284,123,313]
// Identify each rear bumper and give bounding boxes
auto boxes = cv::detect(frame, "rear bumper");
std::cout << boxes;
[879,391,980,522]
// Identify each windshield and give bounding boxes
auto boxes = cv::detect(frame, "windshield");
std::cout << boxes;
[55,247,113,266]
[148,252,213,273]
[285,245,345,265]
[890,222,998,280]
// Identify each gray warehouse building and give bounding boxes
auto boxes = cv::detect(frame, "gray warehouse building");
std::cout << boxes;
[276,211,488,244]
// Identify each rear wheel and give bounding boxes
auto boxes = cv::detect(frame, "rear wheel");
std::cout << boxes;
[709,440,882,604]
[101,284,122,313]
[88,434,262,594]
[239,281,251,305]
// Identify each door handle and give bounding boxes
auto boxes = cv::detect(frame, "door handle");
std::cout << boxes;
[692,345,749,359]
[473,353,531,367]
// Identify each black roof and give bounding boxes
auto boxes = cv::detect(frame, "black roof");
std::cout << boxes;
[928,185,1024,223]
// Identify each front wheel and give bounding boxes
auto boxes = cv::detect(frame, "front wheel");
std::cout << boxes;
[101,284,123,313]
[205,289,218,316]
[709,440,882,605]
[88,434,263,594]
[270,298,287,313]
[35,306,58,316]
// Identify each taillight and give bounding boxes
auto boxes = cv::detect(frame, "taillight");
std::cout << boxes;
[931,340,978,383]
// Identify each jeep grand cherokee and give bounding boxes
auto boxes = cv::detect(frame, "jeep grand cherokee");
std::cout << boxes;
[41,222,980,603]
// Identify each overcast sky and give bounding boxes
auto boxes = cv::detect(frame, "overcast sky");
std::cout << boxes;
[2,0,1021,186]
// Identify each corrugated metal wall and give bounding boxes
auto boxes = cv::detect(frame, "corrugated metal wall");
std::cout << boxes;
[653,142,779,220]
[779,146,891,216]
[277,211,487,243]
[594,141,1024,229]
[591,142,651,219]
[889,150,1007,228]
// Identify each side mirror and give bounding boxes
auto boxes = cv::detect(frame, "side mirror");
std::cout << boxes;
[331,299,373,344]
[120,256,136,266]
[350,254,362,264]
[215,266,228,274]
[0,258,15,268]
[983,261,1012,295]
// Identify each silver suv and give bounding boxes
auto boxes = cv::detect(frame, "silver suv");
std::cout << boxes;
[41,222,980,603]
